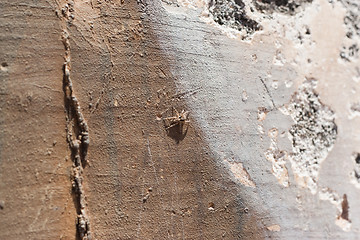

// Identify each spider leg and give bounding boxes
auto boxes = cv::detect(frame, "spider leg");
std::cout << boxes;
[159,107,171,118]
[165,121,179,130]
[184,111,190,119]
[163,116,179,129]
[178,120,190,135]
[162,116,178,121]
[173,107,179,116]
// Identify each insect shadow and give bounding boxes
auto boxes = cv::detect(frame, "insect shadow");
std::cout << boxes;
[160,107,190,143]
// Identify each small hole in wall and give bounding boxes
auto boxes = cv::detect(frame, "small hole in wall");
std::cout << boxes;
[355,153,360,164]
[208,202,215,210]
[1,62,8,72]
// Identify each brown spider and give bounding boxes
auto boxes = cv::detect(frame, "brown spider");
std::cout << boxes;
[161,107,190,134]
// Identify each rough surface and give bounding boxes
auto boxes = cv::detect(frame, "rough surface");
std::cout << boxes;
[1,0,360,239]
[339,0,360,62]
[0,1,77,239]
[209,0,260,34]
[280,78,337,194]
[158,0,360,238]
[254,0,313,14]
[60,1,91,238]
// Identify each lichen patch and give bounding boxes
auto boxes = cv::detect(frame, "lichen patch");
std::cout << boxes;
[208,0,261,34]
[281,78,337,194]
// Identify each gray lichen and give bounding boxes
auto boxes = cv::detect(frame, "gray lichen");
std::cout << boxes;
[281,78,337,194]
[254,0,313,15]
[208,0,261,34]
[338,0,360,62]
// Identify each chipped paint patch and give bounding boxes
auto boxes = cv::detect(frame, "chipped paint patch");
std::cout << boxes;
[264,128,289,187]
[267,224,281,232]
[336,194,351,232]
[319,188,352,232]
[228,162,256,187]
[335,218,352,232]
[319,188,341,205]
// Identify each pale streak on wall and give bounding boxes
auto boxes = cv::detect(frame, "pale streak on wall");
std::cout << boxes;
[151,0,360,237]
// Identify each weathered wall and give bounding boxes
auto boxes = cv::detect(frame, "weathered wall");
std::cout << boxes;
[0,0,359,239]
[0,1,77,239]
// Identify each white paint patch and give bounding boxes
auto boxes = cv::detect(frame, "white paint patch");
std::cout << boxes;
[264,128,289,187]
[241,89,248,102]
[335,218,351,232]
[228,162,255,188]
[176,0,206,9]
[267,224,281,232]
[318,188,341,205]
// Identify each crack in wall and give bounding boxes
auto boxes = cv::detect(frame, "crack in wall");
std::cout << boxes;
[58,1,91,239]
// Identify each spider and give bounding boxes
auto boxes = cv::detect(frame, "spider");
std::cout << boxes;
[161,107,190,133]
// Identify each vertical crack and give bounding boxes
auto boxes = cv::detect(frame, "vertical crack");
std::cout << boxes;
[59,1,91,239]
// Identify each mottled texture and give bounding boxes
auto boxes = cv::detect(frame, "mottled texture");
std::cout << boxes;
[1,0,360,239]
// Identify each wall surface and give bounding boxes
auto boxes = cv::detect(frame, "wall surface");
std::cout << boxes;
[0,0,360,239]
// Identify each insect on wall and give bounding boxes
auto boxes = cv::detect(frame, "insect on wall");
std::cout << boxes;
[158,107,190,142]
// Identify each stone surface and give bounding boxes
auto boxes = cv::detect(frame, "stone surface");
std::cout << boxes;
[1,0,360,239]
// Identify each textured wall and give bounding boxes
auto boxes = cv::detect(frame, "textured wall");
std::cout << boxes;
[0,0,359,239]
